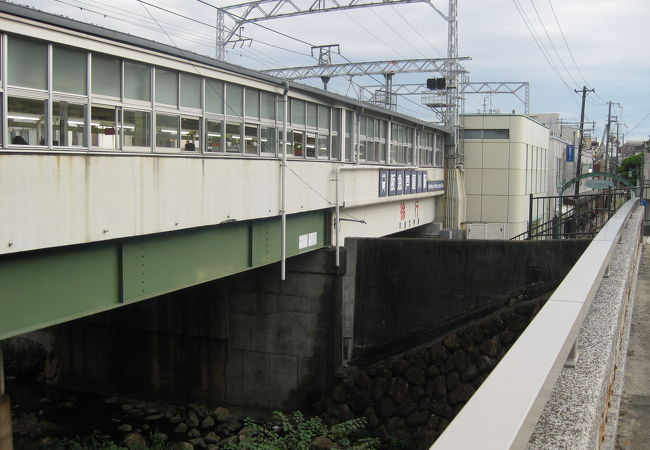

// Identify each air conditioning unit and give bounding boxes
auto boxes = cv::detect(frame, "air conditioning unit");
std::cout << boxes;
[467,223,509,240]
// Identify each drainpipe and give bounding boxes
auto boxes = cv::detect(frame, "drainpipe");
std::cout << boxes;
[335,165,341,267]
[281,81,289,281]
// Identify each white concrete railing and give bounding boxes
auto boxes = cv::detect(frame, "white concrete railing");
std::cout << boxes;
[431,198,640,450]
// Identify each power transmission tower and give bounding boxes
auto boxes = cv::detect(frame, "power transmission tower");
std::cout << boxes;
[574,86,595,196]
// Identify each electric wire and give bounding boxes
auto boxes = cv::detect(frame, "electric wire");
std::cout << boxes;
[368,8,428,58]
[390,5,444,57]
[511,0,578,105]
[528,0,580,88]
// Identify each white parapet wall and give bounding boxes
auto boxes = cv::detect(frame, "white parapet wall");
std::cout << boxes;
[431,198,642,449]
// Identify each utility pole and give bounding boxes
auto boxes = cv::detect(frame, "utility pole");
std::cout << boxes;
[615,121,620,174]
[574,86,595,196]
[604,101,612,173]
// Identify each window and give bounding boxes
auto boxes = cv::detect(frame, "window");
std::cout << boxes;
[91,105,119,149]
[205,79,224,114]
[8,36,47,90]
[226,84,243,116]
[291,99,305,126]
[124,61,151,101]
[318,134,329,158]
[92,54,121,97]
[331,134,340,160]
[260,126,275,154]
[53,102,86,147]
[260,92,275,121]
[318,105,330,129]
[156,114,179,148]
[123,110,150,147]
[206,119,223,152]
[181,117,199,151]
[156,68,178,105]
[306,133,316,157]
[245,88,259,118]
[292,130,304,156]
[53,46,87,95]
[8,97,47,145]
[180,73,201,109]
[461,129,509,139]
[435,134,444,166]
[279,130,292,155]
[244,124,258,154]
[306,102,317,128]
[483,129,509,139]
[225,122,241,153]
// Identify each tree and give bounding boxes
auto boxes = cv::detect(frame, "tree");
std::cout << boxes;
[617,152,643,185]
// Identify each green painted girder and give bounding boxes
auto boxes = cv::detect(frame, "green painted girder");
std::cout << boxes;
[560,171,635,194]
[0,211,328,340]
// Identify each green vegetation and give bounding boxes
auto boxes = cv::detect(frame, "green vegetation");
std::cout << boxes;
[617,152,643,185]
[223,411,380,450]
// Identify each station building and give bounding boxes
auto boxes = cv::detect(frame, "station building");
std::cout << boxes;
[0,3,450,341]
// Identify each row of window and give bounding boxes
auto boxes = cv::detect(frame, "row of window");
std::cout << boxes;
[3,33,445,165]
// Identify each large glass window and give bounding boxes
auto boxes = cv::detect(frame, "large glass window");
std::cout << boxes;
[225,122,242,153]
[124,61,151,101]
[291,99,305,126]
[92,54,121,97]
[180,74,201,109]
[332,109,341,133]
[156,68,178,105]
[53,46,87,95]
[245,89,259,118]
[318,134,329,158]
[205,79,224,114]
[332,134,340,160]
[318,105,330,129]
[156,114,179,148]
[226,84,243,116]
[306,103,317,128]
[206,119,223,153]
[123,110,150,147]
[260,126,275,154]
[53,102,86,147]
[292,130,304,157]
[8,97,47,145]
[244,124,258,154]
[279,130,292,155]
[91,105,119,149]
[306,133,316,158]
[8,36,47,90]
[260,92,275,121]
[181,117,200,151]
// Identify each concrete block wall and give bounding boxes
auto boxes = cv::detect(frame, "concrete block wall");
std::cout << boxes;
[50,249,340,412]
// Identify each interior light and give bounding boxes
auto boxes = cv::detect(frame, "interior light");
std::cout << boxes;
[8,115,40,122]
[160,128,178,133]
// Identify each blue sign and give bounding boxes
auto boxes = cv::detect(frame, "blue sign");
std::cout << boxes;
[416,172,423,193]
[428,180,445,192]
[422,172,428,191]
[396,170,404,195]
[378,169,388,197]
[388,170,397,196]
[410,171,417,194]
[404,169,412,193]
[566,145,575,162]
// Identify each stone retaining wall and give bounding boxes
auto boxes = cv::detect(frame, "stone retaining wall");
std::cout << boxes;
[322,289,551,449]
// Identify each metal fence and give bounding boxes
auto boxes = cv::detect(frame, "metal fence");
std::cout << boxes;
[511,189,633,240]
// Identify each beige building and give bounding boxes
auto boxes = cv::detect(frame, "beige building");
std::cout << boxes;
[462,114,550,239]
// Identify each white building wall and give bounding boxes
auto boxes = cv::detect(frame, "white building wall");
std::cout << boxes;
[462,114,550,239]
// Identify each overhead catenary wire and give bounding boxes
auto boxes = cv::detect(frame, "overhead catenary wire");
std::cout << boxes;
[528,0,580,89]
[511,0,579,105]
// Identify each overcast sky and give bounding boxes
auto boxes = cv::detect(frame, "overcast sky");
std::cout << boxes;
[13,0,650,142]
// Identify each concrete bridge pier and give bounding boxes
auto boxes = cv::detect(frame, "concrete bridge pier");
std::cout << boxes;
[0,345,13,450]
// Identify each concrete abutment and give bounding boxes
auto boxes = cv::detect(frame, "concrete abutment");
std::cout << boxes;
[5,238,589,434]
